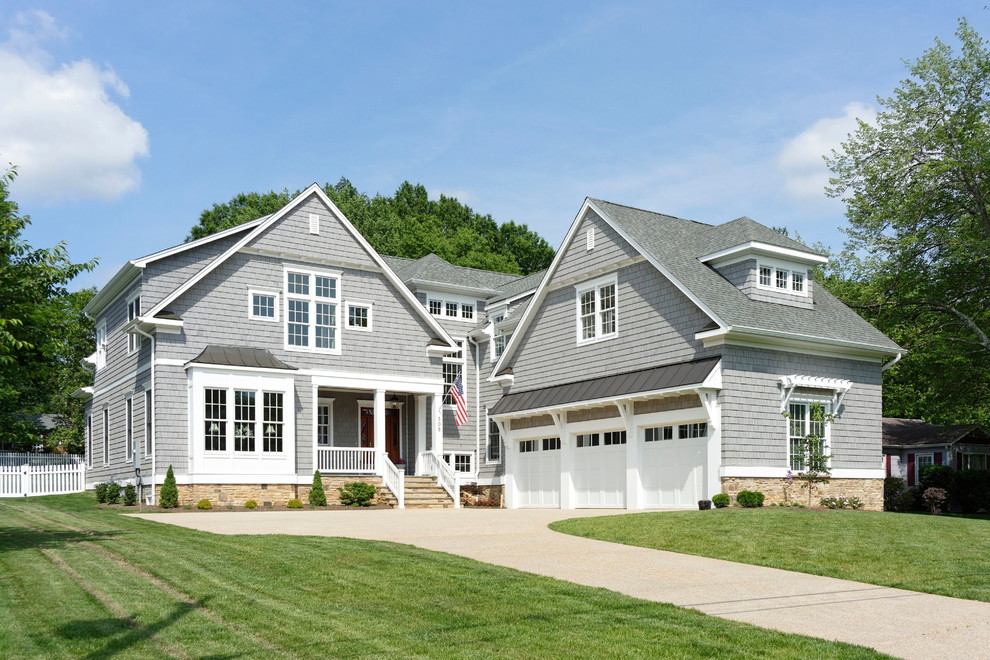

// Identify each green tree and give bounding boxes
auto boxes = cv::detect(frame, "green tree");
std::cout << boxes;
[826,19,990,425]
[160,465,179,508]
[185,178,555,275]
[0,166,96,451]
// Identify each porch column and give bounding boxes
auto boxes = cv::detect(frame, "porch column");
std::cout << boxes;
[553,412,575,510]
[619,402,642,510]
[431,394,444,458]
[374,389,386,470]
[499,420,518,509]
[415,395,427,475]
[700,388,722,499]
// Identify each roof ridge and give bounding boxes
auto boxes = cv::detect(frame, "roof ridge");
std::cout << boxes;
[591,198,712,228]
[414,252,523,280]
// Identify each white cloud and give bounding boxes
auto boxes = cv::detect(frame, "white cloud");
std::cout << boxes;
[778,102,876,199]
[0,11,148,200]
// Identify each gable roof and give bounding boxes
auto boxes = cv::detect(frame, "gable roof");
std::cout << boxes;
[882,417,990,448]
[143,184,458,349]
[489,269,547,304]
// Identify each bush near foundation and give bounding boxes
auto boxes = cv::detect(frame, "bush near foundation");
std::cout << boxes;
[736,490,764,508]
[95,482,109,503]
[308,471,328,507]
[160,465,179,509]
[123,484,137,506]
[196,498,212,510]
[244,499,258,509]
[287,498,304,509]
[954,470,990,513]
[712,494,730,508]
[338,481,376,507]
[883,477,905,511]
[105,482,121,505]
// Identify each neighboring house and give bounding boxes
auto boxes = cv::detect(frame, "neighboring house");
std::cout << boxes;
[77,187,900,510]
[883,417,990,486]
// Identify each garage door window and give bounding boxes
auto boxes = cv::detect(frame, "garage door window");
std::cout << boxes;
[603,430,627,445]
[519,440,538,453]
[542,437,561,451]
[645,426,674,442]
[576,433,600,448]
[678,422,707,439]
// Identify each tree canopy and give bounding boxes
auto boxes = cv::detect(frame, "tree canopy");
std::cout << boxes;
[826,19,990,425]
[187,179,555,276]
[0,166,97,451]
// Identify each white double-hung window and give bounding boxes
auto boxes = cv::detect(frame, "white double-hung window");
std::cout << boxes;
[787,401,829,472]
[284,268,341,354]
[576,276,617,343]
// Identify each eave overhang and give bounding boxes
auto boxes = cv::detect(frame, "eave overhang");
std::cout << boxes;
[698,241,829,267]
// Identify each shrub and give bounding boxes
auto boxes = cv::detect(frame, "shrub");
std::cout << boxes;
[712,494,730,508]
[698,499,712,510]
[883,476,906,511]
[95,481,109,504]
[105,482,121,505]
[893,487,919,512]
[736,490,765,508]
[287,498,304,509]
[160,465,179,509]
[920,464,955,493]
[196,498,213,510]
[953,469,990,513]
[922,487,948,515]
[308,471,328,507]
[123,484,137,506]
[244,499,258,510]
[338,481,376,507]
[819,496,864,510]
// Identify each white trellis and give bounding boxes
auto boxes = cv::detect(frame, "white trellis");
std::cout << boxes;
[0,452,86,498]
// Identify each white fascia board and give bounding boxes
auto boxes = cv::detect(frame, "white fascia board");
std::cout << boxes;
[407,279,500,298]
[492,373,514,387]
[83,265,141,318]
[132,316,184,334]
[698,241,829,266]
[130,216,267,267]
[490,381,710,421]
[697,325,901,359]
[70,386,94,400]
[587,199,728,335]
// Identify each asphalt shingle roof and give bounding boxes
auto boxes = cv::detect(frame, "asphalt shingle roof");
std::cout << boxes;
[882,417,990,447]
[590,199,901,352]
[386,253,521,292]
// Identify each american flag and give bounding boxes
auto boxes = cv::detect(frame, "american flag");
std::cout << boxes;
[450,374,468,426]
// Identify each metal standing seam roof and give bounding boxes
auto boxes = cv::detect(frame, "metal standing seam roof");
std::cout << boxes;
[590,199,901,353]
[489,357,720,416]
[186,345,297,370]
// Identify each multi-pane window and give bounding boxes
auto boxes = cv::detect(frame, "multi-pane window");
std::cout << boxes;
[542,437,561,451]
[487,416,501,462]
[645,426,674,442]
[347,304,371,330]
[285,269,339,352]
[234,390,256,452]
[576,433,600,448]
[788,403,826,471]
[758,264,808,295]
[445,302,458,318]
[759,266,772,287]
[519,440,538,453]
[678,422,708,439]
[442,340,464,406]
[577,279,617,342]
[263,392,284,452]
[429,300,442,315]
[443,452,473,472]
[205,388,227,451]
[251,292,277,319]
[491,314,507,361]
[125,397,133,461]
[915,453,934,483]
[144,390,152,456]
[127,295,141,353]
[86,415,93,467]
[792,272,805,292]
[603,430,627,445]
[102,408,109,465]
[461,304,474,320]
[776,269,788,289]
[428,298,475,320]
[317,403,332,446]
[95,322,107,370]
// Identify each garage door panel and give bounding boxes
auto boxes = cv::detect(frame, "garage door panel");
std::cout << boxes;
[642,438,706,509]
[573,446,625,508]
[516,450,560,508]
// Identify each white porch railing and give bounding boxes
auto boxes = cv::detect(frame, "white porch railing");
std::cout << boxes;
[418,451,460,508]
[0,452,86,498]
[317,447,376,474]
[381,457,405,509]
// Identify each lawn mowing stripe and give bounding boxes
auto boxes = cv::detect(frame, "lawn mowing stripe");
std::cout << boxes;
[37,546,192,660]
[5,507,289,658]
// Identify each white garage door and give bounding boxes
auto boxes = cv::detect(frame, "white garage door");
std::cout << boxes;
[641,435,706,509]
[573,432,626,508]
[515,439,560,508]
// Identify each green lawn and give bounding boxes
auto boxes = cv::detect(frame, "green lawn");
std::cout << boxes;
[0,495,891,659]
[551,508,990,602]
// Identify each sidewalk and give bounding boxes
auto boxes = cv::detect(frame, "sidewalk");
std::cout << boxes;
[134,508,990,660]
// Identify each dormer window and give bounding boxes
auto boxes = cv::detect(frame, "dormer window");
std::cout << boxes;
[757,263,808,297]
[759,266,771,287]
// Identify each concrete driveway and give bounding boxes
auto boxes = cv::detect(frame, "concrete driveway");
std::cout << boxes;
[133,508,990,660]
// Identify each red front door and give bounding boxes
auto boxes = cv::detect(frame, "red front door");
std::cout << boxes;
[360,407,401,462]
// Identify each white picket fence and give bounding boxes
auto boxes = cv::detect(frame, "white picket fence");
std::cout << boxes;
[0,452,86,498]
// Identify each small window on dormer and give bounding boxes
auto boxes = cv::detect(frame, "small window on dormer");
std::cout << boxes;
[759,266,772,287]
[792,272,805,292]
[775,269,788,289]
[309,214,320,235]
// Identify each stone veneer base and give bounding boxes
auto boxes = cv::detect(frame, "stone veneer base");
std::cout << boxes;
[720,477,884,511]
[156,476,386,508]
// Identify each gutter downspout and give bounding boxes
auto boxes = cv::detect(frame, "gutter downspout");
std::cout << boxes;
[467,334,481,476]
[881,352,902,372]
[133,325,156,505]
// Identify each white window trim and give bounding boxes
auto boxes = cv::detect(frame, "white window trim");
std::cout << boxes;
[786,396,832,471]
[248,289,280,322]
[144,389,153,457]
[283,267,342,355]
[95,321,107,371]
[126,293,141,355]
[915,452,934,484]
[575,274,618,345]
[86,414,93,467]
[345,300,373,332]
[125,395,133,461]
[485,410,501,464]
[316,397,335,447]
[425,292,478,321]
[102,406,109,466]
[756,257,810,297]
[489,312,507,363]
[441,338,466,408]
[443,451,475,475]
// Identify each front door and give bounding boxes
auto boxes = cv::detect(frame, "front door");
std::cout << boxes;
[360,407,401,463]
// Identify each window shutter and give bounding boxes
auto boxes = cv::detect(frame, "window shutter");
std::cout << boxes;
[907,453,915,486]
[885,454,891,477]
[934,451,943,466]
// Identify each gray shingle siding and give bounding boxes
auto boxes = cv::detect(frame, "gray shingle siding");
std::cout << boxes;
[720,345,883,470]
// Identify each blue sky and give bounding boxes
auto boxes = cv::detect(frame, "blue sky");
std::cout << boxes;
[2,1,987,289]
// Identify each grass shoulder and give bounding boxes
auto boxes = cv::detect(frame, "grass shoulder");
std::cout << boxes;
[550,507,990,602]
